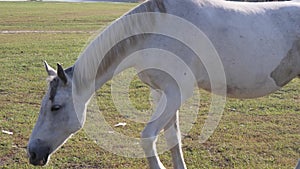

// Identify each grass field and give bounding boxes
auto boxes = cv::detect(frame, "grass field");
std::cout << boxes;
[0,2,299,169]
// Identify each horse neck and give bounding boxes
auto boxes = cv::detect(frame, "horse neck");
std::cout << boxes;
[72,0,164,101]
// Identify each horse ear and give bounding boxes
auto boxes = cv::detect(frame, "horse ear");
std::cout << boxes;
[44,61,56,76]
[57,63,68,84]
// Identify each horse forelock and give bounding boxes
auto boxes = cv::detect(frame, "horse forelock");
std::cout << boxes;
[49,77,59,102]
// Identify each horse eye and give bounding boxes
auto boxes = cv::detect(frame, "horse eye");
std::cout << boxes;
[51,105,61,111]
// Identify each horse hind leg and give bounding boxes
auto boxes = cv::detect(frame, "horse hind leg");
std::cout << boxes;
[164,110,187,169]
[141,85,181,169]
[271,39,300,87]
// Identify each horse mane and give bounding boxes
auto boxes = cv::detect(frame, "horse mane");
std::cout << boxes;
[72,0,166,90]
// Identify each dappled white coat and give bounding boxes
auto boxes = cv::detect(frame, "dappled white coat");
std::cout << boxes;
[151,0,300,98]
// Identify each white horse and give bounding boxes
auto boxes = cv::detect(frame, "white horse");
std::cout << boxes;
[27,0,300,168]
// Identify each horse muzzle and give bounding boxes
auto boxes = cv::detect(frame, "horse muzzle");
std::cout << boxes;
[27,139,51,166]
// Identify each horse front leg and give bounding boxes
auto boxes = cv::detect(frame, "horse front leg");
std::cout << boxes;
[164,110,187,169]
[141,85,181,169]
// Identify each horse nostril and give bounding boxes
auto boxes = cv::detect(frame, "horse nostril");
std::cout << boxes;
[30,152,37,161]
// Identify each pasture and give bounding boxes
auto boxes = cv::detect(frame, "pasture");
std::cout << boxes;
[0,2,299,168]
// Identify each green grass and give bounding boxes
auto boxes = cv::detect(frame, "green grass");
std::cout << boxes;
[0,2,133,31]
[0,2,299,169]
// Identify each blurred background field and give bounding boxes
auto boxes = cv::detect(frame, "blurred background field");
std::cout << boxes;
[0,2,299,169]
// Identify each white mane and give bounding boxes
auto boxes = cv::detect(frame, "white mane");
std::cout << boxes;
[73,0,164,90]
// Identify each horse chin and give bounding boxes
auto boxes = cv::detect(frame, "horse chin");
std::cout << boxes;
[40,153,50,166]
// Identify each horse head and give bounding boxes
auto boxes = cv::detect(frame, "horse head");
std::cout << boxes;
[27,62,82,166]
